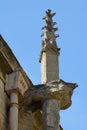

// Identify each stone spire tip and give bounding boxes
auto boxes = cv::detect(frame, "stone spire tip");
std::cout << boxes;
[41,9,59,48]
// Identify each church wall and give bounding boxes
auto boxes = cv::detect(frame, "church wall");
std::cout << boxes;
[0,79,9,130]
[19,110,33,130]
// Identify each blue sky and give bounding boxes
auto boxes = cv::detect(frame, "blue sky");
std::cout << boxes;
[0,0,87,130]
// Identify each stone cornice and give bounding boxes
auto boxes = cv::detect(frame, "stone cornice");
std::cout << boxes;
[0,35,20,71]
[0,35,33,88]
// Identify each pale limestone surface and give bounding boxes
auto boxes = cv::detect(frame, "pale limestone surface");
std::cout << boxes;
[40,9,60,85]
[0,79,8,130]
[9,93,18,130]
[41,51,59,83]
[39,10,62,130]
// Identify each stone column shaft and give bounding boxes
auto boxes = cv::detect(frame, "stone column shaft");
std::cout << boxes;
[9,92,18,130]
[42,99,60,130]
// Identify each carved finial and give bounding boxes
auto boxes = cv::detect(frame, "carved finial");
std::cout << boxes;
[41,9,59,49]
[43,9,56,21]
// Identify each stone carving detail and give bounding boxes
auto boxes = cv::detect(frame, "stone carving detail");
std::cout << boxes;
[41,9,59,50]
[39,9,60,62]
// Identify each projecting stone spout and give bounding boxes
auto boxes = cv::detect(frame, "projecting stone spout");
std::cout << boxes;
[22,79,78,110]
[45,79,78,109]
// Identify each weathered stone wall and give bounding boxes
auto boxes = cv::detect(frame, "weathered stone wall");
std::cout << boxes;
[19,110,33,130]
[0,79,8,130]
